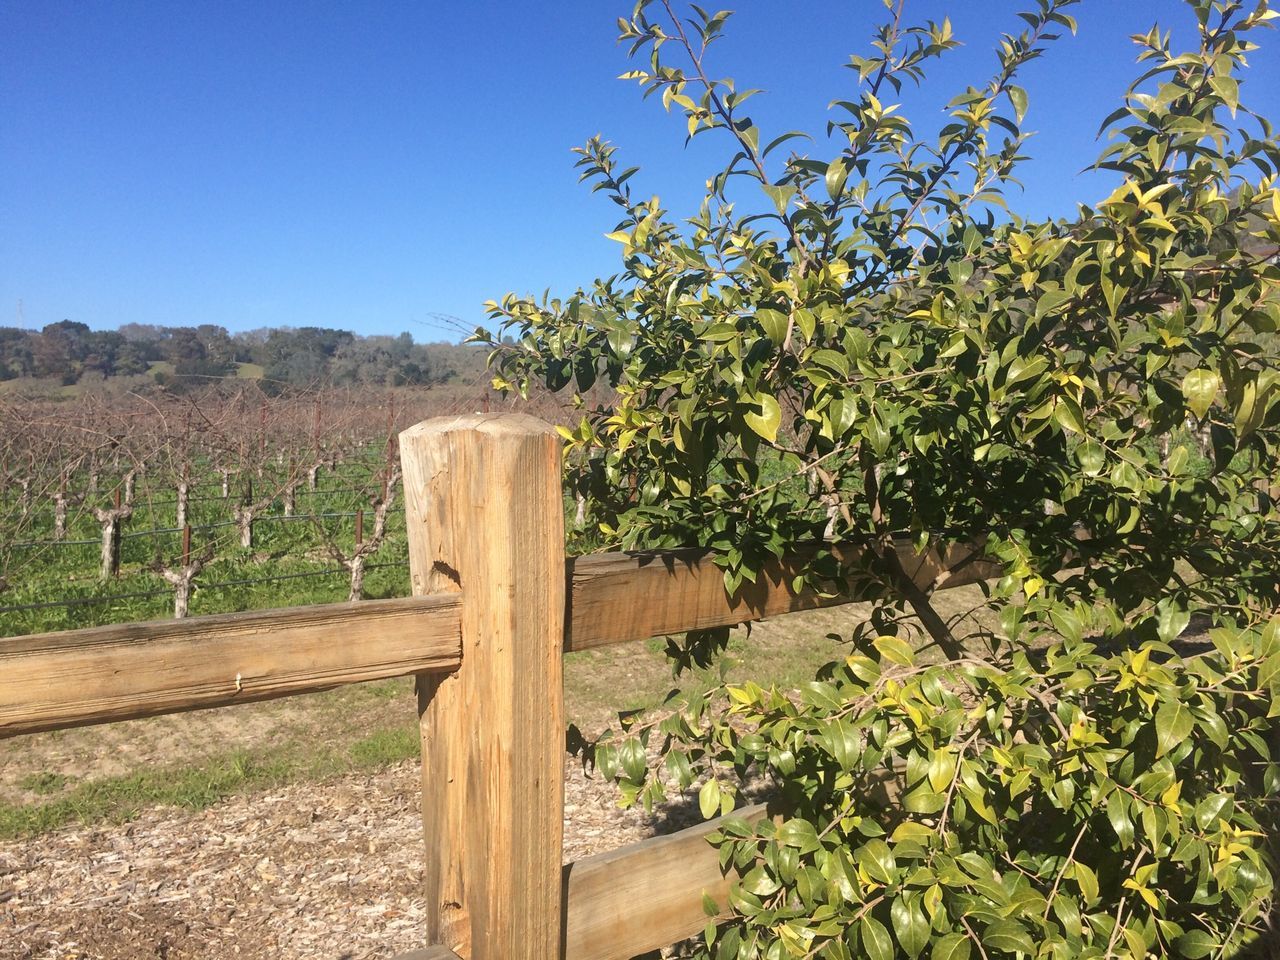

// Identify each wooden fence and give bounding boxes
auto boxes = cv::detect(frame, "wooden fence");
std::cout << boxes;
[0,414,999,960]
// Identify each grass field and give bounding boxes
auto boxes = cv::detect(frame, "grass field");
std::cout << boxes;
[0,457,407,636]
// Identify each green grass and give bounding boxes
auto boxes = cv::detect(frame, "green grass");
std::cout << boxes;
[1,462,413,635]
[349,726,420,766]
[235,361,265,379]
[0,718,422,840]
[18,771,73,795]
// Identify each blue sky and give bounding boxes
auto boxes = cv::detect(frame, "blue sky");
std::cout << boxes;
[2,1,1278,342]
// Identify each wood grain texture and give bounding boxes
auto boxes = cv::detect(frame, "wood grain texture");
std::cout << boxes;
[567,538,997,651]
[562,765,905,960]
[562,803,768,960]
[401,414,566,960]
[0,595,462,738]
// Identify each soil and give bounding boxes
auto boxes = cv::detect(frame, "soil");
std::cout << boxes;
[0,757,703,960]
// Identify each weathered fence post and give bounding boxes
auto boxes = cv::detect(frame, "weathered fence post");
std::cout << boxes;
[400,414,566,960]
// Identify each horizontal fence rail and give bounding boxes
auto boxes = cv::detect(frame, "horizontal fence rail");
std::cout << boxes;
[562,803,768,960]
[567,538,998,652]
[0,594,462,737]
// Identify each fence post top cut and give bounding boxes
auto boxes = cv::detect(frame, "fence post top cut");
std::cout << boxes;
[398,412,559,442]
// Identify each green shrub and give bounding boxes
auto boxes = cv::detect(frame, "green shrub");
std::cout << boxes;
[483,0,1280,954]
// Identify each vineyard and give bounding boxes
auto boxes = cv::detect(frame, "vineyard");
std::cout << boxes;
[0,385,579,637]
[5,0,1280,955]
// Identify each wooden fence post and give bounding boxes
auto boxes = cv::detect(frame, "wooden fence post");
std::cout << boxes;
[400,414,566,960]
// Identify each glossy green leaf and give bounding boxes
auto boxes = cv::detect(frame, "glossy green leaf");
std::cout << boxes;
[743,393,782,442]
[860,915,894,960]
[891,895,930,959]
[699,778,721,819]
[873,635,916,667]
[1155,699,1194,758]
[982,920,1035,955]
[1182,368,1221,419]
[930,933,971,960]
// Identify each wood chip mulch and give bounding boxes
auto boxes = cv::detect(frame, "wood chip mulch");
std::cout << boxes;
[0,758,704,960]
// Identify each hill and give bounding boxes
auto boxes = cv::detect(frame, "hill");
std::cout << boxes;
[0,322,491,395]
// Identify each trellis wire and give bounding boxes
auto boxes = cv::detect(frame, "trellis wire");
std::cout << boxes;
[4,511,401,549]
[0,561,406,616]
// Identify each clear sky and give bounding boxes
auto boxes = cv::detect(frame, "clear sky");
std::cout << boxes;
[3,1,1278,342]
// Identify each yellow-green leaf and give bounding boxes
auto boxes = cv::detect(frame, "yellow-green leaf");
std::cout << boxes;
[873,635,915,667]
[1182,368,1221,419]
[743,393,782,442]
[697,779,722,821]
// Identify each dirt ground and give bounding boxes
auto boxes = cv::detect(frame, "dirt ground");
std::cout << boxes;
[0,755,706,960]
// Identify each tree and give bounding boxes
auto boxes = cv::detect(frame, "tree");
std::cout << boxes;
[152,527,214,620]
[31,320,91,383]
[317,464,401,602]
[484,1,1280,955]
[94,486,134,579]
[0,327,35,380]
[260,326,355,387]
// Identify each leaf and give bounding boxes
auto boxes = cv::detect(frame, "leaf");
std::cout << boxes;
[761,183,796,214]
[699,778,721,819]
[739,865,780,897]
[1076,440,1105,476]
[927,748,955,793]
[619,737,647,781]
[855,838,897,884]
[890,896,930,959]
[931,934,971,960]
[826,158,850,200]
[801,681,844,711]
[1072,862,1099,904]
[1157,602,1190,643]
[1107,791,1134,848]
[890,821,936,843]
[982,920,1035,955]
[824,716,860,771]
[744,393,782,442]
[860,915,894,960]
[1155,699,1194,757]
[1173,930,1218,958]
[1053,395,1086,435]
[1052,895,1082,938]
[873,635,915,667]
[1182,368,1221,419]
[1210,75,1240,115]
[1006,84,1028,122]
[756,308,788,343]
[777,817,821,853]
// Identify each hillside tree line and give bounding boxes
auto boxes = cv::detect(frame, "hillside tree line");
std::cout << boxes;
[0,321,489,391]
